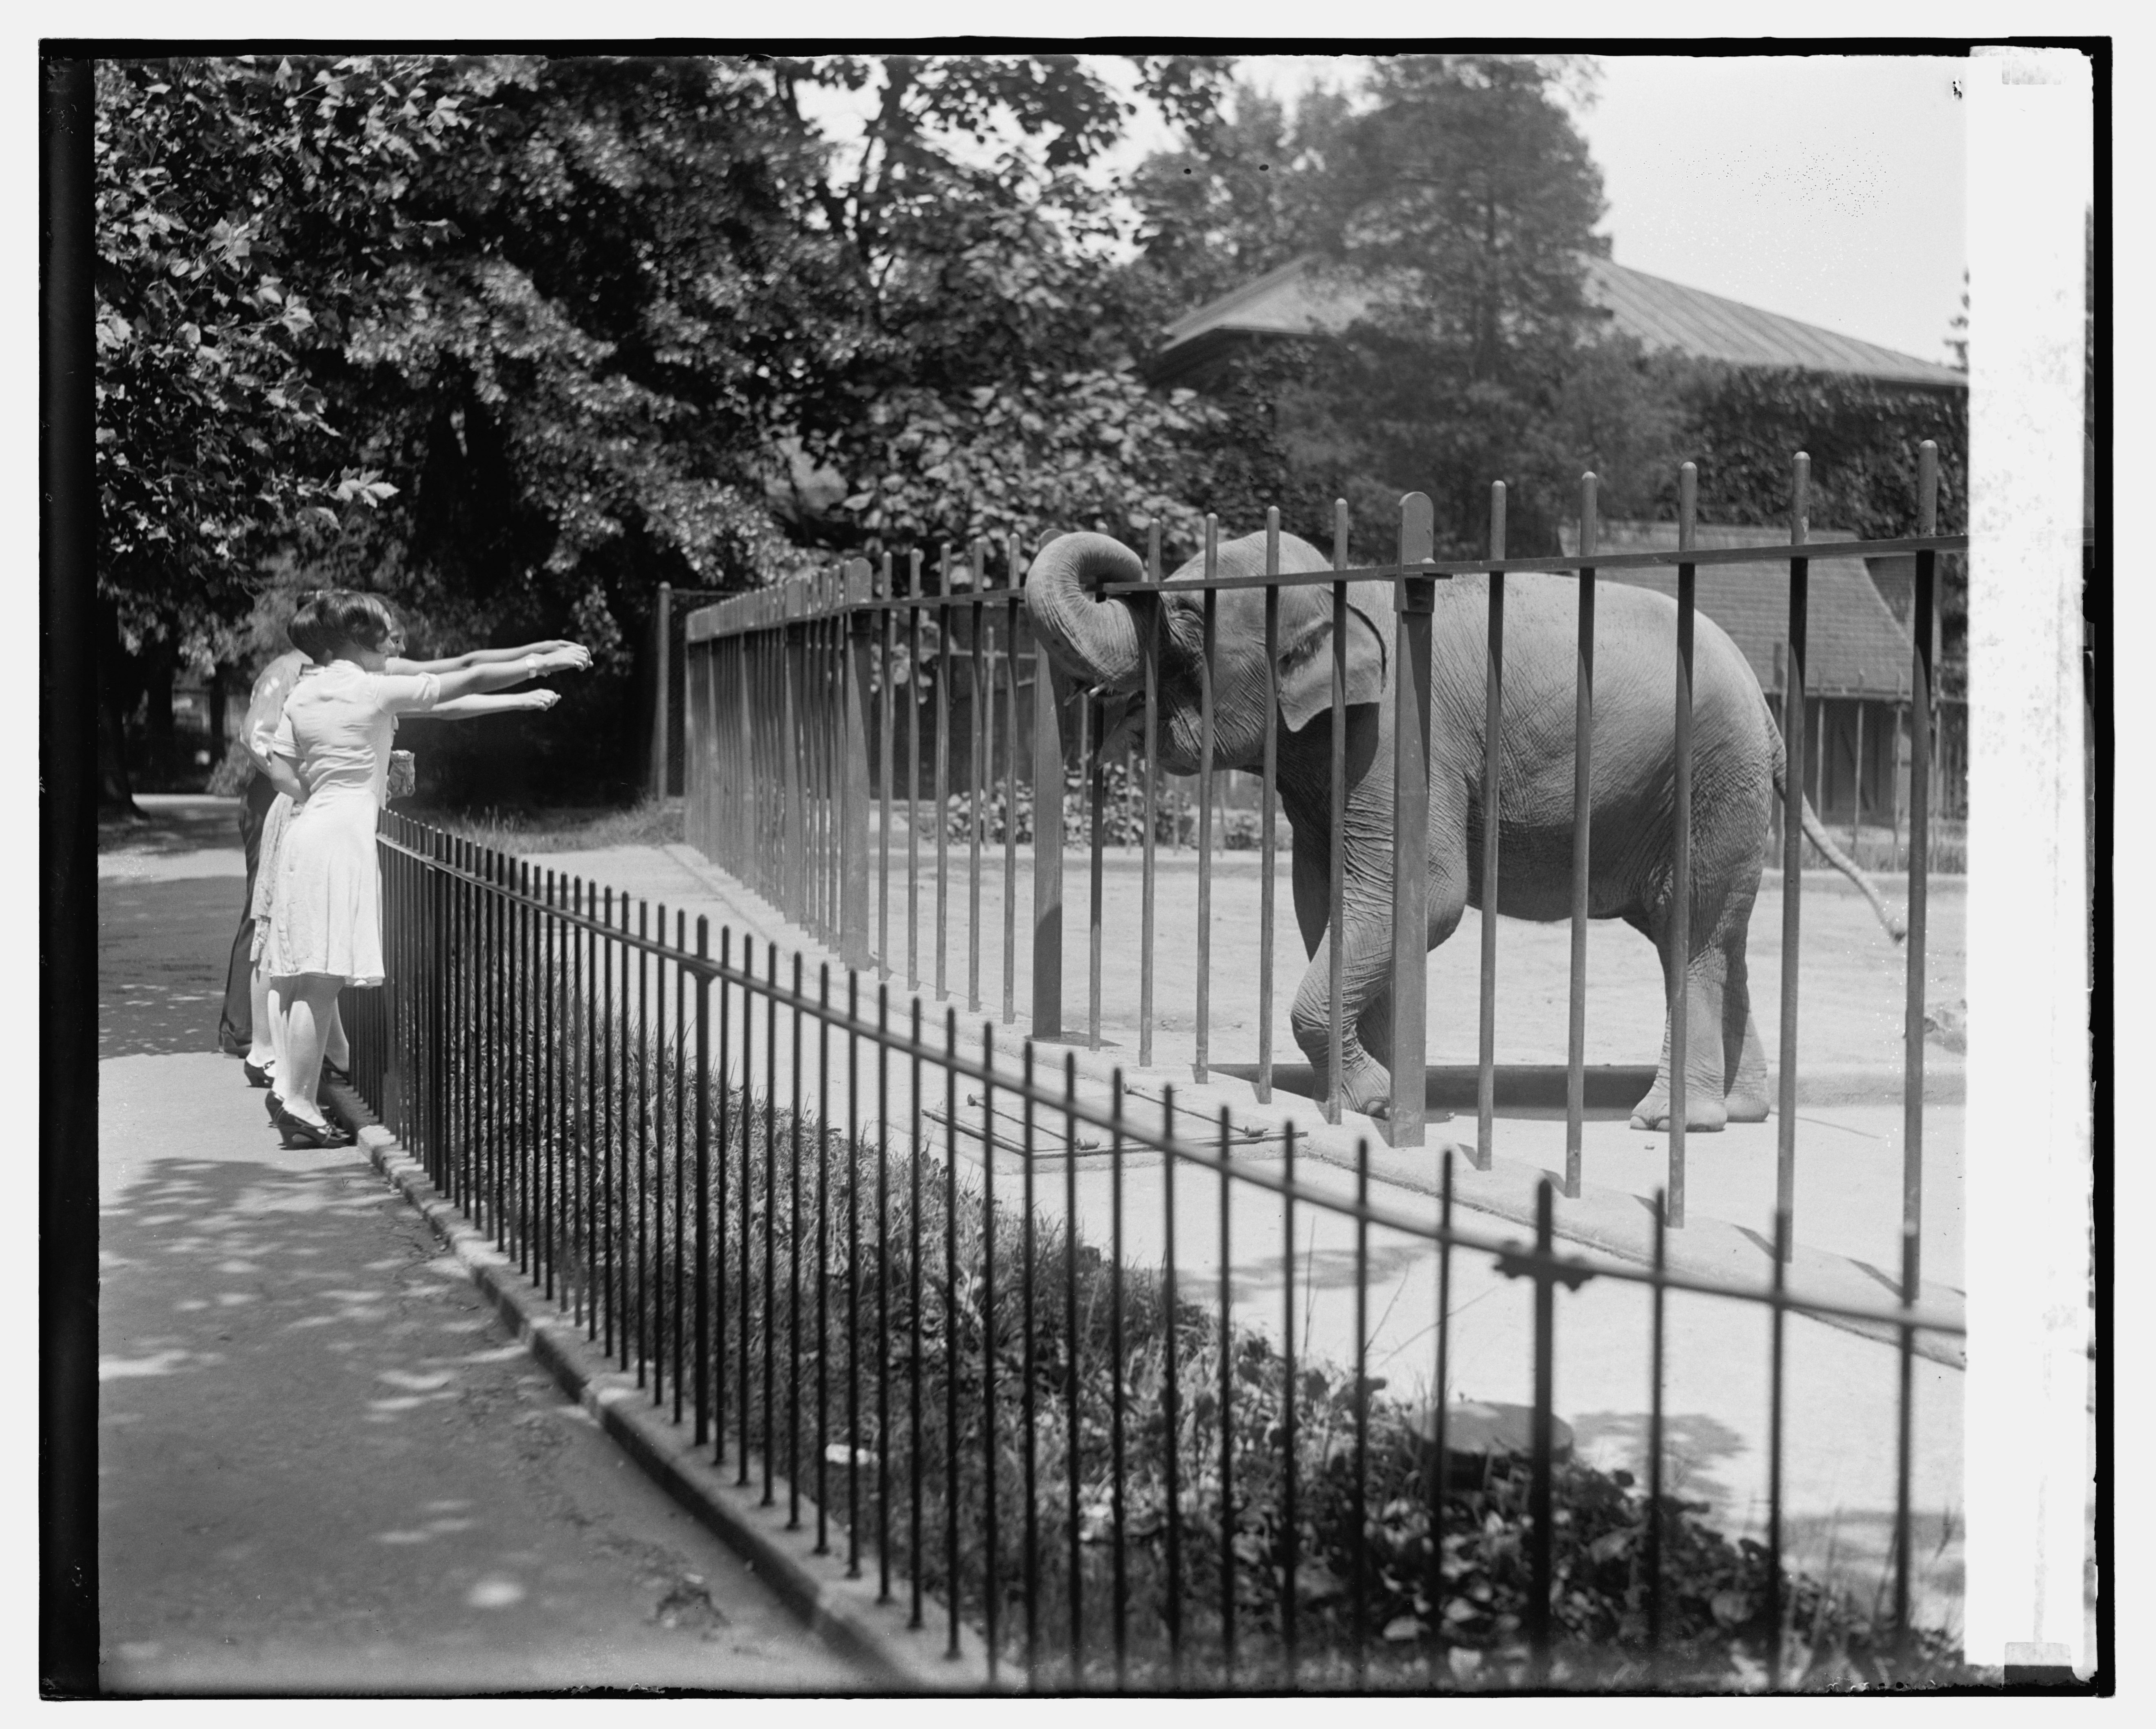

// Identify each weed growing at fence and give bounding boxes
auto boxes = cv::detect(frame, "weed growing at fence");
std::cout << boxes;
[423,942,1977,1693]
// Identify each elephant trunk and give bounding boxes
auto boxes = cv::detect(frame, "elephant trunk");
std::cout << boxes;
[1023,533,1148,693]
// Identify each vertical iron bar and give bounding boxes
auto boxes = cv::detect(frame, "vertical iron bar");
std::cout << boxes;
[1216,1108,1233,1687]
[763,943,778,1506]
[1778,454,1811,1257]
[934,544,952,1003]
[847,970,861,1577]
[880,556,895,980]
[1109,1073,1126,1688]
[1895,1221,1917,1653]
[1022,1040,1039,1684]
[943,1007,961,1660]
[970,542,986,1012]
[1161,1085,1182,1687]
[1904,441,1937,1295]
[737,935,754,1486]
[601,886,614,1358]
[1528,1178,1556,1680]
[981,1024,999,1683]
[1352,1135,1370,1687]
[1258,508,1280,1103]
[908,998,924,1629]
[1139,519,1161,1067]
[1670,464,1697,1226]
[1087,694,1104,1052]
[1647,1189,1666,1666]
[640,900,653,1392]
[1031,572,1065,1041]
[1768,1207,1788,1688]
[909,551,923,993]
[1567,475,1597,1195]
[1279,1120,1296,1689]
[1004,536,1022,1025]
[816,965,831,1554]
[789,951,803,1528]
[1477,485,1506,1172]
[1194,515,1217,1084]
[1328,501,1349,1125]
[1431,1151,1454,1682]
[878,984,893,1597]
[1064,1050,1083,1685]
[1390,492,1436,1146]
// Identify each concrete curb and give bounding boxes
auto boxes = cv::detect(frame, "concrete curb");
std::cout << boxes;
[326,1082,1000,1695]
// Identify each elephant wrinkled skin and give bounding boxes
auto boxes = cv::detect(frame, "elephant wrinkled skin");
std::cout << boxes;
[1024,527,1904,1131]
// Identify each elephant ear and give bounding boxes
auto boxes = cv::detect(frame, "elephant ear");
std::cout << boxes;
[1275,599,1386,732]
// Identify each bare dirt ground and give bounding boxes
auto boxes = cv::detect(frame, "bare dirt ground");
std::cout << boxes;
[864,830,1965,1083]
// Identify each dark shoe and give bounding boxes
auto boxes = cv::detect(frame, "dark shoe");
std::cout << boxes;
[323,1060,353,1088]
[266,1092,284,1122]
[274,1106,352,1151]
[243,1059,274,1089]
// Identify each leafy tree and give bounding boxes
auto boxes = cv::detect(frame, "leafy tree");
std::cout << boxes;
[766,54,1235,555]
[93,54,470,803]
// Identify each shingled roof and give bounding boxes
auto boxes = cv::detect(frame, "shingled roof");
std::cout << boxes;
[1554,519,1917,701]
[1148,254,1967,392]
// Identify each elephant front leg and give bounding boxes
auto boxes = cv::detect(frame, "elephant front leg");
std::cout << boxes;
[1291,931,1395,1120]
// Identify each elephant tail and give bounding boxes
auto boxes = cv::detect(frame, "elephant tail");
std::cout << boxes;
[1768,755,1909,943]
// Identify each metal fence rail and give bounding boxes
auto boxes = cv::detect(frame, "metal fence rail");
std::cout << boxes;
[345,805,1965,1692]
[684,448,1964,1266]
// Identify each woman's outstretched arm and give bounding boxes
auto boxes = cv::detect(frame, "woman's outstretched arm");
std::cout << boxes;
[411,690,563,721]
[388,641,591,677]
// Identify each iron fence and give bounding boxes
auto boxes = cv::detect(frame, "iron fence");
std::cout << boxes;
[340,805,1966,1690]
[683,448,1962,1257]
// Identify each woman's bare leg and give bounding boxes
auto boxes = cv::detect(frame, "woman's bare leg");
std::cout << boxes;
[273,973,343,1127]
[325,996,351,1072]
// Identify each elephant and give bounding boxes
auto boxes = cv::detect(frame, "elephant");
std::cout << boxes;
[1023,525,1904,1131]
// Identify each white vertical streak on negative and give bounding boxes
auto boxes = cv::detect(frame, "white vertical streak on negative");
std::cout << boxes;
[1962,45,2095,1675]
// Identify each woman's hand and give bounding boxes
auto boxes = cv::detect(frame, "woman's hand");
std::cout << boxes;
[520,689,563,712]
[532,643,592,675]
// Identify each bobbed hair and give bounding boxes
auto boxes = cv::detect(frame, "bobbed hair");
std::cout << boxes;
[287,590,401,662]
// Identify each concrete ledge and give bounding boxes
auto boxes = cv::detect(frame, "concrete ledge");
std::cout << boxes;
[327,1083,999,1694]
[655,842,1966,1368]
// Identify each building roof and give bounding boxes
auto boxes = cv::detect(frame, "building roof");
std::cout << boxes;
[1553,519,1917,700]
[1148,254,1967,392]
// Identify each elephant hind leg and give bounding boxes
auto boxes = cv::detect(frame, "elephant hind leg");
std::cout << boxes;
[1723,971,1772,1122]
[1627,904,1739,1133]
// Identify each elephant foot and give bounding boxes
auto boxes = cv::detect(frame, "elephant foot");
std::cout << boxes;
[1629,1083,1729,1133]
[1324,1054,1395,1122]
[1722,1088,1771,1124]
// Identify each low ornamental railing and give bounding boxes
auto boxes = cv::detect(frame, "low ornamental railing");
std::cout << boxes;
[682,448,1962,1265]
[344,807,1967,1692]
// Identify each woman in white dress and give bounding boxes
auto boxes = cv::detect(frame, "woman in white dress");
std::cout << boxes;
[261,591,588,1146]
[242,605,590,1109]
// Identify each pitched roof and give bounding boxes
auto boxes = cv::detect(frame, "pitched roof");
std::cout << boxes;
[1148,254,1967,391]
[1554,519,1917,700]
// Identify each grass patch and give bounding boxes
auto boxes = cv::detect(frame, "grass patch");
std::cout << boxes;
[413,796,686,856]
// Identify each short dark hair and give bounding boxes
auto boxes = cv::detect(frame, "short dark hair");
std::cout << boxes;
[287,590,400,662]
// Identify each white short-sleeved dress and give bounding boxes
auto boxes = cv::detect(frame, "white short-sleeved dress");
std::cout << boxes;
[261,662,441,985]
